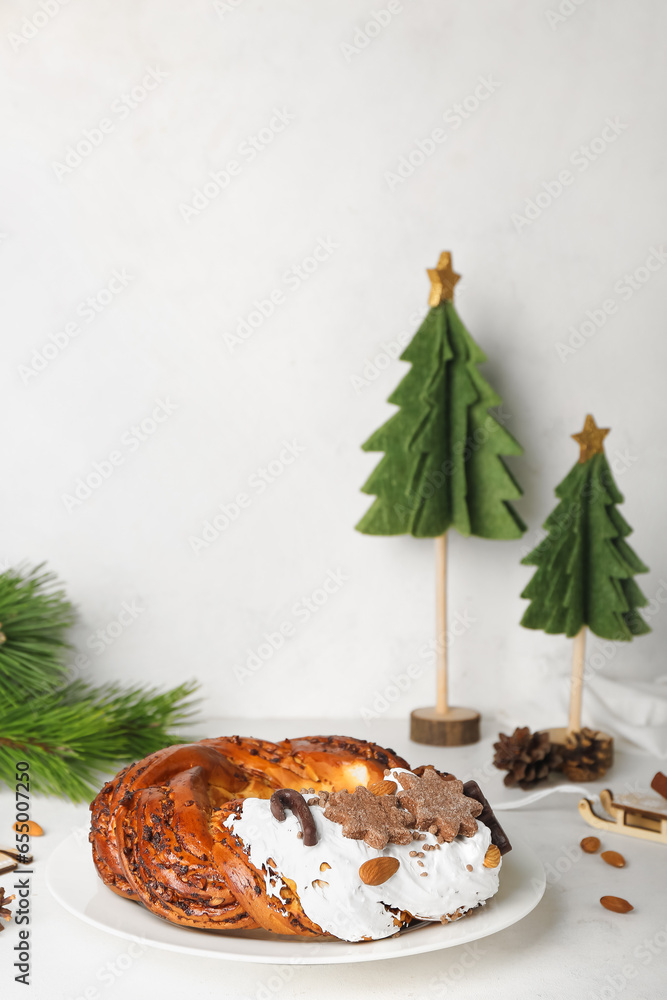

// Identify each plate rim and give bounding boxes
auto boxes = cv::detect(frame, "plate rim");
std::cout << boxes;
[46,830,545,965]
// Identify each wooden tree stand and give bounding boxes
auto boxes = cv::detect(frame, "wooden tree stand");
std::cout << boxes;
[547,628,613,779]
[410,535,481,746]
[410,705,481,746]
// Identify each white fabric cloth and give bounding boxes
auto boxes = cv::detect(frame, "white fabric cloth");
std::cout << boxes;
[502,674,667,758]
[584,676,667,757]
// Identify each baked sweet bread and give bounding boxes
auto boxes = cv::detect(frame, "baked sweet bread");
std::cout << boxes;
[89,735,510,941]
[90,734,409,930]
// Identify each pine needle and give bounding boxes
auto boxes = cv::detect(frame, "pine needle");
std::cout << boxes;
[0,564,75,706]
[0,680,199,801]
[0,563,201,801]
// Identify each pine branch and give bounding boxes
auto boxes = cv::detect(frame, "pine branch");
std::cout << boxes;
[0,680,199,801]
[0,564,75,707]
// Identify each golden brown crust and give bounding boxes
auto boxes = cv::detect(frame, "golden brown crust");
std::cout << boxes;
[89,765,138,899]
[116,776,254,929]
[89,735,409,933]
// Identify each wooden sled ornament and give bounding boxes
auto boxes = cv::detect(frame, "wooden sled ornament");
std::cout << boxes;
[579,789,667,846]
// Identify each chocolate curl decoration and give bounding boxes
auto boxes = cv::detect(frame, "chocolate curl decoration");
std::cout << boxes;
[463,780,512,856]
[270,789,318,846]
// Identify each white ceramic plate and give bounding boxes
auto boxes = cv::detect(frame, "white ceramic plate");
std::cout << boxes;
[47,823,545,965]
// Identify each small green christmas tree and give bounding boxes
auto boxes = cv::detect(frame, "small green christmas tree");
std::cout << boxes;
[521,415,649,742]
[357,254,525,539]
[356,253,526,745]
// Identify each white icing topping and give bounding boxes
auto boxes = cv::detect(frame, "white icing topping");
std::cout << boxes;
[223,768,501,941]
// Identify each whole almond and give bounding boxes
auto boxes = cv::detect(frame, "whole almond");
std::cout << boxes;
[12,821,43,837]
[483,845,501,869]
[600,895,633,913]
[601,850,626,868]
[359,856,400,886]
[580,836,601,854]
[368,779,398,796]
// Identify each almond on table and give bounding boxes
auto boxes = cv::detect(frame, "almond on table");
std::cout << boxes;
[601,850,626,868]
[12,821,43,837]
[600,896,633,913]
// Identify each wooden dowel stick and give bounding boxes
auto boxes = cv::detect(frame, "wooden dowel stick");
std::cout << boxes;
[435,533,448,716]
[569,626,587,733]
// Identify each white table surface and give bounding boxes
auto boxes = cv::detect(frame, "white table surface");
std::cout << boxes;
[2,717,665,1000]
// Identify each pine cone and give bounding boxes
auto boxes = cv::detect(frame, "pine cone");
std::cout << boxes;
[493,727,563,790]
[560,728,613,782]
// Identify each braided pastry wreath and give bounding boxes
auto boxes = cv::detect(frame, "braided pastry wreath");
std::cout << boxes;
[90,734,509,940]
[90,735,409,933]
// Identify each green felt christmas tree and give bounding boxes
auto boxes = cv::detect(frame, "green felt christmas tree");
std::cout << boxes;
[356,253,526,746]
[520,415,649,765]
[357,255,525,539]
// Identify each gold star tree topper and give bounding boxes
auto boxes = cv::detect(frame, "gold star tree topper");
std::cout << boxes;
[572,414,610,463]
[427,251,461,306]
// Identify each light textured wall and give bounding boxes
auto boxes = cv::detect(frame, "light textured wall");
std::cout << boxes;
[2,0,666,727]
